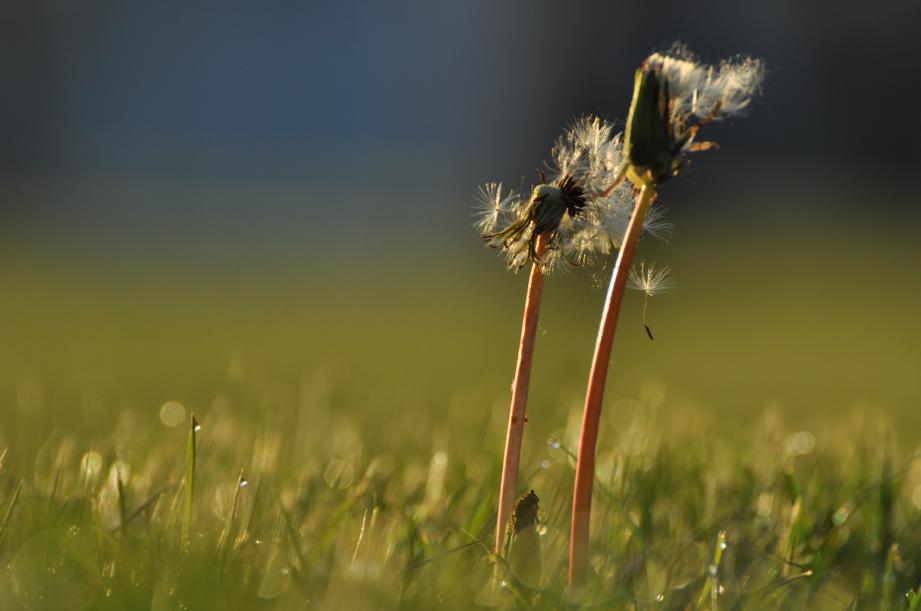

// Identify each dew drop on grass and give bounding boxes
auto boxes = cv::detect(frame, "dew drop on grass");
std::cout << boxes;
[720,540,727,550]
[539,459,550,470]
[239,479,249,488]
[707,564,718,576]
[193,423,202,432]
[655,593,665,602]
[547,437,560,450]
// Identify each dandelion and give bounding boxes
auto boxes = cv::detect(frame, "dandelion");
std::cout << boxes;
[475,116,637,560]
[569,46,763,589]
[628,261,675,339]
[477,116,637,273]
[623,45,765,186]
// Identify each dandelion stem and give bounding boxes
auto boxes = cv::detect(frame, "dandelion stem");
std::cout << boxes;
[495,232,549,558]
[569,183,655,589]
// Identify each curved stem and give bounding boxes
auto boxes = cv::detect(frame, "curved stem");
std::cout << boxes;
[495,233,549,557]
[568,184,655,589]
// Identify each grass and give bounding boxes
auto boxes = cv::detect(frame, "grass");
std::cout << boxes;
[181,413,198,549]
[0,384,919,609]
[0,212,919,608]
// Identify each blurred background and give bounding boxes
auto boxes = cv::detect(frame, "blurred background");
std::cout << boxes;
[1,0,920,447]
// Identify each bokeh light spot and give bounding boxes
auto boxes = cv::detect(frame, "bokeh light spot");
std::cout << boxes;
[159,401,186,428]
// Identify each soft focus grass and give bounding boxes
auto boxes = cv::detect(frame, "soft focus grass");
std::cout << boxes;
[0,209,920,609]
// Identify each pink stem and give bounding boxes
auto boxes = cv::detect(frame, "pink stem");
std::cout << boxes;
[569,184,654,589]
[495,233,549,557]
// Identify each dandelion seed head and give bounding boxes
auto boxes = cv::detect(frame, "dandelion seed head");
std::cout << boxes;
[550,116,620,192]
[628,262,676,297]
[625,45,764,185]
[647,45,765,122]
[477,116,637,274]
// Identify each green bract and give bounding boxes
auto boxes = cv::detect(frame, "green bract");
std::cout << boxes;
[625,63,680,185]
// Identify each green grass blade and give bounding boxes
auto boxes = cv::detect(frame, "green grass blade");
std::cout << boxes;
[881,543,899,611]
[697,530,726,610]
[181,413,198,549]
[0,479,24,548]
[218,467,245,553]
[115,463,128,534]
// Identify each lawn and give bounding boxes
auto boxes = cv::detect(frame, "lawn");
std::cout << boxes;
[0,205,920,609]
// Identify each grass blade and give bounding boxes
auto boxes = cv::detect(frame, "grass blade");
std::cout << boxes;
[0,479,24,548]
[697,530,727,610]
[181,413,198,549]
